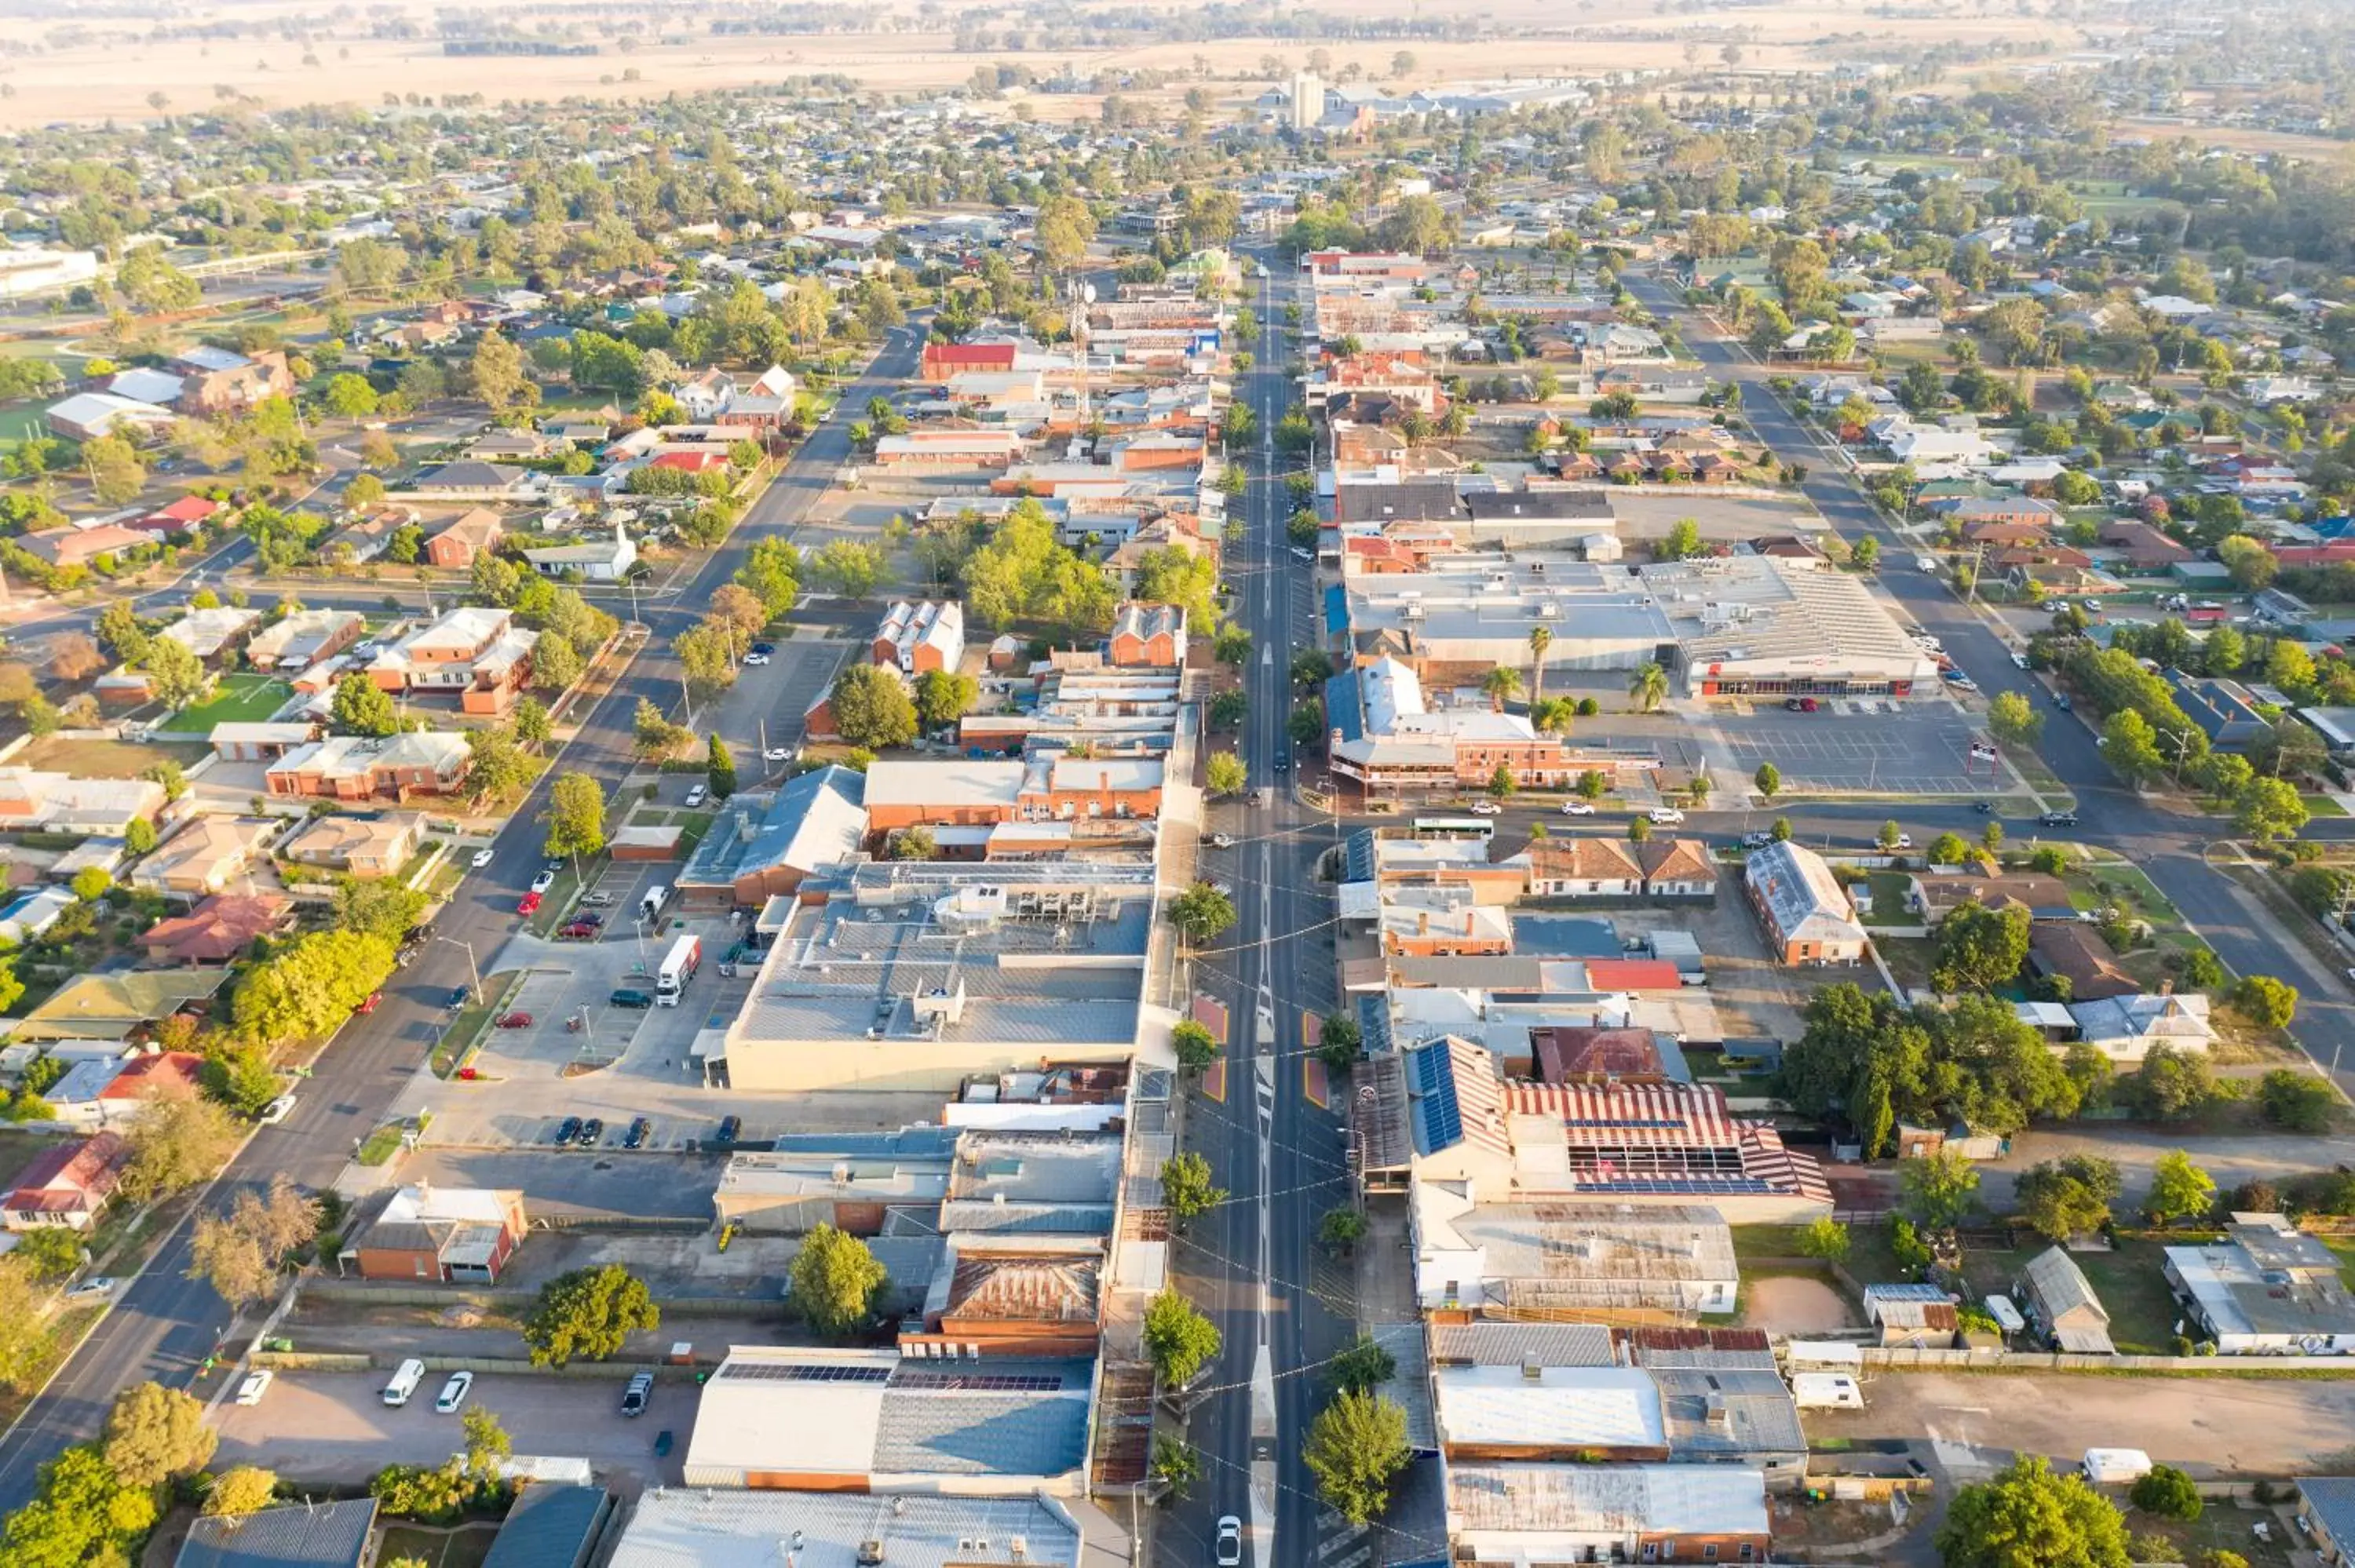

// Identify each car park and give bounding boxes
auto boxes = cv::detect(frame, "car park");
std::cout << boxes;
[576,1118,604,1147]
[621,1371,654,1417]
[529,869,557,895]
[553,1116,582,1145]
[1560,802,1595,815]
[623,1117,652,1150]
[469,848,495,869]
[236,1370,273,1406]
[610,987,654,1009]
[435,1371,474,1413]
[261,1094,298,1125]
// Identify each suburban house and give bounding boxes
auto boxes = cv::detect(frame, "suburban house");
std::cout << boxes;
[282,811,429,877]
[0,770,163,837]
[521,529,637,582]
[2018,1245,2115,1353]
[2027,924,2139,1002]
[127,815,281,901]
[338,1183,528,1285]
[2164,1213,2355,1355]
[160,606,263,663]
[209,721,324,762]
[425,509,506,568]
[1743,842,1868,965]
[1444,1465,1772,1568]
[2068,991,2214,1063]
[9,972,226,1044]
[20,522,157,571]
[171,345,294,414]
[245,609,365,672]
[872,600,966,675]
[140,893,297,965]
[2,1132,128,1231]
[266,733,473,801]
[1108,602,1187,668]
[178,1500,379,1568]
[367,606,538,716]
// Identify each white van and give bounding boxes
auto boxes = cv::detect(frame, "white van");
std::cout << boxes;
[2081,1449,2153,1486]
[382,1358,426,1407]
[639,884,670,923]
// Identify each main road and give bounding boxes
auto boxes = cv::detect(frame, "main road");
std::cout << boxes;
[0,325,927,1513]
[1625,274,2355,1085]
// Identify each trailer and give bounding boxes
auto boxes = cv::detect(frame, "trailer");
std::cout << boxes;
[655,934,703,1007]
[1791,1373,1865,1409]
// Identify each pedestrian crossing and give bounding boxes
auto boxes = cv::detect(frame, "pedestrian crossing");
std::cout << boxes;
[1315,1509,1373,1568]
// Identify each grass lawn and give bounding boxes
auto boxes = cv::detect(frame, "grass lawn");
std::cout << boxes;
[2323,1237,2355,1291]
[2130,1501,2301,1568]
[2304,793,2350,818]
[159,673,294,732]
[18,735,209,780]
[1861,871,1921,924]
[378,1523,499,1568]
[1957,1238,2183,1355]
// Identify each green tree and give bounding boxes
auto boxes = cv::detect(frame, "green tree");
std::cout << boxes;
[10,1227,82,1282]
[1305,1391,1411,1526]
[1929,832,1972,866]
[531,631,583,695]
[2,1444,158,1565]
[1937,1456,2128,1568]
[889,826,937,861]
[1329,1333,1397,1395]
[1162,1150,1225,1226]
[706,734,736,800]
[1988,691,2043,747]
[1210,690,1248,728]
[521,1264,659,1367]
[2015,1154,2122,1241]
[203,1464,279,1517]
[2130,1465,2203,1521]
[143,635,206,709]
[735,537,801,618]
[323,373,378,418]
[2257,1067,2335,1133]
[1659,517,1703,560]
[97,600,149,665]
[542,771,606,859]
[1151,1435,1201,1500]
[1931,900,2033,992]
[1169,882,1238,945]
[1628,661,1668,713]
[2233,775,2308,843]
[102,1380,217,1487]
[827,663,918,749]
[1798,1216,1851,1262]
[1488,762,1516,800]
[1753,762,1780,799]
[787,1223,888,1338]
[1142,1287,1221,1390]
[82,434,146,506]
[1206,750,1247,797]
[912,669,979,732]
[1319,1205,1369,1253]
[119,1092,241,1201]
[2101,709,2165,787]
[1899,1148,1981,1230]
[229,930,395,1045]
[809,539,885,598]
[1171,1019,1218,1071]
[2144,1150,2216,1227]
[469,328,530,413]
[2233,974,2298,1029]
[330,671,400,736]
[1316,1012,1362,1071]
[513,696,553,751]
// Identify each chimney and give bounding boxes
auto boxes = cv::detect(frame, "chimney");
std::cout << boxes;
[1521,1354,1543,1381]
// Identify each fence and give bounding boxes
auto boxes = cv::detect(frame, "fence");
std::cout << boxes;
[298,1279,770,1315]
[250,1349,687,1380]
[1860,1345,2355,1374]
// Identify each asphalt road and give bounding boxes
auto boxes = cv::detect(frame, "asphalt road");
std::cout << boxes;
[1627,275,2355,1088]
[1162,260,1371,1568]
[0,325,924,1514]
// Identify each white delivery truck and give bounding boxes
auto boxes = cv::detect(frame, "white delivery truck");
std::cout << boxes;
[655,934,703,1007]
[382,1358,426,1407]
[2081,1449,2154,1486]
[1790,1373,1865,1409]
[639,884,670,924]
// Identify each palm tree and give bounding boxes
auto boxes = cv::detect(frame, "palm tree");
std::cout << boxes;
[1481,666,1522,712]
[1528,625,1553,706]
[1629,662,1668,713]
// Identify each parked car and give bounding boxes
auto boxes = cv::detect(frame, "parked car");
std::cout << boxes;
[743,651,770,666]
[579,891,616,907]
[447,986,472,1008]
[654,1428,675,1458]
[236,1370,274,1406]
[529,869,557,895]
[558,922,597,941]
[1560,802,1595,816]
[495,1012,533,1029]
[469,848,495,869]
[1742,830,1773,848]
[685,784,709,808]
[2010,651,2031,669]
[355,991,383,1016]
[576,1117,604,1147]
[623,1117,652,1150]
[621,1371,654,1417]
[553,1116,582,1145]
[260,1094,298,1125]
[65,1277,115,1302]
[1784,696,1820,713]
[434,1371,474,1413]
[1648,808,1686,826]
[716,1114,742,1146]
[750,642,776,656]
[1216,1515,1243,1567]
[610,987,654,1009]
[764,746,791,763]
[517,892,542,916]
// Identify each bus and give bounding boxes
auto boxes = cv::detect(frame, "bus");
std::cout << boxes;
[1410,816,1495,842]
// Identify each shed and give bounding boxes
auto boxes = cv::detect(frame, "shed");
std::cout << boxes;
[480,1483,613,1568]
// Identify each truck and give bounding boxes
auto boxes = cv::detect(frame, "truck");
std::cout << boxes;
[655,934,703,1006]
[639,884,670,924]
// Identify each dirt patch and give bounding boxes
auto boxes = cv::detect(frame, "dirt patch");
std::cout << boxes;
[1743,1274,1854,1334]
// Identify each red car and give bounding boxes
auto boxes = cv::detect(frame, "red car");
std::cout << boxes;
[518,892,542,916]
[558,922,597,941]
[495,1012,534,1030]
[356,990,383,1015]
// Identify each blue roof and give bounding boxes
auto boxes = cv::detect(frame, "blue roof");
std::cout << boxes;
[1407,1039,1464,1156]
[1324,582,1349,639]
[482,1486,612,1568]
[1343,829,1378,883]
[1325,668,1365,744]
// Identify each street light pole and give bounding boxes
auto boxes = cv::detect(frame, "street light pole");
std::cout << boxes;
[433,935,482,1005]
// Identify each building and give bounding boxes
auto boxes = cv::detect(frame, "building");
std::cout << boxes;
[9,972,227,1043]
[2019,1245,2115,1353]
[1743,842,1868,965]
[605,1490,1079,1568]
[2068,991,2214,1065]
[266,732,473,801]
[0,770,163,837]
[675,765,866,910]
[680,1346,1094,1492]
[2027,924,2139,1002]
[874,600,966,675]
[45,392,176,443]
[367,605,538,715]
[177,1500,378,1568]
[338,1184,528,1285]
[426,509,506,568]
[160,606,263,662]
[245,609,364,672]
[479,1485,612,1568]
[1446,1464,1771,1568]
[171,345,295,416]
[208,722,321,762]
[1861,1282,1957,1347]
[128,815,281,901]
[2165,1213,2355,1354]
[1288,68,1327,130]
[1411,1192,1736,1316]
[521,529,637,582]
[0,886,74,945]
[282,811,429,877]
[141,893,296,965]
[3,1132,128,1231]
[1108,601,1186,668]
[714,862,1153,1094]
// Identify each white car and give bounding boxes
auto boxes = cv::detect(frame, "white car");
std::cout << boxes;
[764,746,791,763]
[528,869,557,895]
[743,651,770,666]
[469,848,495,869]
[235,1370,273,1406]
[1891,833,1915,850]
[2010,651,2031,669]
[1468,801,1502,816]
[1216,1515,1243,1567]
[64,1277,115,1302]
[434,1370,474,1413]
[1207,833,1236,849]
[1560,802,1596,816]
[685,784,709,808]
[260,1094,298,1125]
[1648,808,1686,826]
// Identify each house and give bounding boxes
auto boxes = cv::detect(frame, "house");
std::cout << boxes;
[2028,924,2139,1002]
[171,345,294,416]
[1524,836,1643,896]
[0,770,163,837]
[2168,672,2273,749]
[2100,520,2191,570]
[9,972,227,1043]
[1908,872,2076,926]
[267,733,473,801]
[139,494,224,535]
[1529,1026,1685,1085]
[872,600,966,675]
[159,606,263,663]
[367,606,538,715]
[208,722,322,763]
[20,522,159,570]
[127,815,280,901]
[521,529,636,582]
[480,1485,614,1568]
[2019,1245,2115,1352]
[0,886,74,945]
[94,1051,204,1118]
[403,461,534,501]
[338,1184,528,1284]
[1862,1282,1957,1347]
[2165,1213,2355,1355]
[1109,602,1186,668]
[282,811,428,877]
[1743,841,1867,965]
[177,1499,378,1568]
[141,893,296,965]
[2068,991,2214,1064]
[2292,1479,2355,1566]
[604,1490,1079,1568]
[1638,837,1718,899]
[425,509,506,568]
[2,1132,128,1231]
[45,392,175,443]
[245,609,364,672]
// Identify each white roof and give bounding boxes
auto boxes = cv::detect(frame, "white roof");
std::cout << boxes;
[862,759,1025,810]
[1433,1363,1664,1449]
[686,1347,891,1478]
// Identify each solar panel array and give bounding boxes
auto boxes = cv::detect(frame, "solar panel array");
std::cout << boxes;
[718,1362,893,1384]
[1411,1043,1464,1150]
[892,1368,1067,1393]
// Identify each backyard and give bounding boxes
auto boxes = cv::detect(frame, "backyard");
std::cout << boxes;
[158,673,294,733]
[17,735,209,780]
